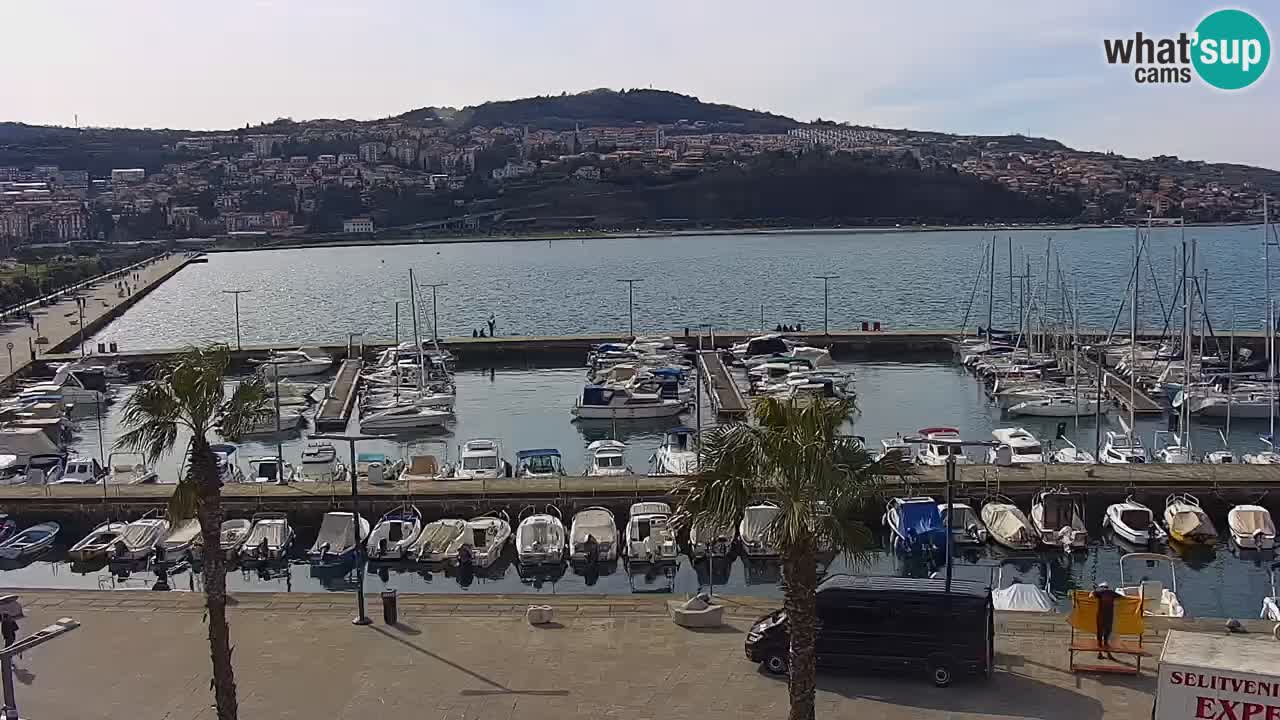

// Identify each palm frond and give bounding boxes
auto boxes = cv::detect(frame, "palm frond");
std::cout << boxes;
[218,376,274,442]
[115,379,182,464]
[168,466,200,523]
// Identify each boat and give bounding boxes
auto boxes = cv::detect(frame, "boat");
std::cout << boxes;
[1030,487,1087,551]
[242,512,293,561]
[650,427,697,475]
[1103,496,1166,545]
[1006,395,1103,417]
[308,511,369,566]
[912,427,970,466]
[1116,552,1186,617]
[585,440,630,476]
[1152,431,1193,464]
[159,519,201,562]
[938,502,988,545]
[362,387,456,411]
[411,518,468,563]
[0,522,60,559]
[0,427,62,466]
[355,453,405,483]
[453,439,509,480]
[366,505,424,561]
[738,502,781,558]
[572,386,685,420]
[454,512,512,568]
[54,457,107,485]
[1050,428,1095,464]
[987,428,1043,465]
[66,521,128,562]
[515,506,567,566]
[20,363,111,406]
[1244,435,1280,464]
[233,406,306,436]
[359,403,451,432]
[210,445,246,485]
[192,518,252,561]
[514,449,566,478]
[980,495,1037,550]
[1164,493,1218,544]
[254,349,333,378]
[568,507,618,562]
[1100,430,1148,464]
[300,442,347,482]
[247,456,299,484]
[884,496,947,552]
[111,512,170,561]
[0,515,13,545]
[1228,504,1277,550]
[623,501,679,563]
[991,558,1056,612]
[877,436,913,462]
[11,453,66,486]
[689,521,735,558]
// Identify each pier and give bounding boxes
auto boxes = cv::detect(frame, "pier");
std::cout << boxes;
[313,358,362,431]
[1066,352,1165,415]
[698,350,748,418]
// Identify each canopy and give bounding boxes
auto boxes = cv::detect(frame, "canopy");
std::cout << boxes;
[516,449,562,459]
[571,509,616,545]
[357,452,387,463]
[1230,506,1275,536]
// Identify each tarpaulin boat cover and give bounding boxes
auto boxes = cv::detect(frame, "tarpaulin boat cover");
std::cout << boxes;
[741,506,779,543]
[314,513,356,553]
[1230,508,1275,536]
[994,583,1055,612]
[1168,506,1212,539]
[570,509,615,546]
[899,502,941,535]
[419,520,464,552]
[247,518,288,548]
[984,505,1031,544]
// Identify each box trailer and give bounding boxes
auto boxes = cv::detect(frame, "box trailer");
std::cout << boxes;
[1157,630,1280,720]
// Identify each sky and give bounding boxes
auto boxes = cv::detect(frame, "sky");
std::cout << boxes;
[3,0,1278,168]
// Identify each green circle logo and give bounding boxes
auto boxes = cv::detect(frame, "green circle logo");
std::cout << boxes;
[1193,9,1270,90]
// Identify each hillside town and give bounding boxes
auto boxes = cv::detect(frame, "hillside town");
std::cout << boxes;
[0,113,1274,248]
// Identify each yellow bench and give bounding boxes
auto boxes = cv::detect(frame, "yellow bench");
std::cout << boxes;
[1066,590,1149,675]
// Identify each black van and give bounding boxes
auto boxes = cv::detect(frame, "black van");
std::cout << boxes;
[744,575,994,687]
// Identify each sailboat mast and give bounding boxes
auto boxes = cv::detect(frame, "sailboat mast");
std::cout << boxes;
[408,269,425,394]
[987,239,995,343]
[1129,224,1138,437]
[1073,279,1081,436]
[1267,195,1272,360]
[1270,298,1276,446]
[1228,305,1235,443]
[1186,238,1197,458]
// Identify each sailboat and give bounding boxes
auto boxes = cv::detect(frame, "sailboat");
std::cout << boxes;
[1246,298,1280,464]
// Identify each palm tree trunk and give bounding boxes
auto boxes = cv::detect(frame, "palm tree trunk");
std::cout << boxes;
[190,437,239,720]
[783,538,818,720]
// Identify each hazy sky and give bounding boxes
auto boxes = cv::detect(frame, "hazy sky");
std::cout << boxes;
[4,1,1277,167]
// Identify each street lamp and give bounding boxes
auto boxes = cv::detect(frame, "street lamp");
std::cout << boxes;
[222,289,251,351]
[617,279,643,339]
[310,431,393,626]
[813,275,838,336]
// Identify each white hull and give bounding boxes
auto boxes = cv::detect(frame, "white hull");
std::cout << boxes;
[573,403,685,419]
[1007,399,1102,417]
[260,361,331,378]
[360,408,450,431]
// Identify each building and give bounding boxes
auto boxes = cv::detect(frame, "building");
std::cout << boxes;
[359,142,387,163]
[343,217,374,234]
[111,168,146,184]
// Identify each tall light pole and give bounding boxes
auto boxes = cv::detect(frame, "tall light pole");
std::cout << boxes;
[222,289,251,351]
[309,431,391,626]
[420,282,448,344]
[813,275,838,335]
[617,279,643,339]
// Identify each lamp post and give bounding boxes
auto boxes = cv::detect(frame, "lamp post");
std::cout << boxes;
[222,289,251,351]
[695,322,713,596]
[420,282,448,344]
[309,431,392,626]
[813,275,838,335]
[77,297,85,357]
[617,279,643,339]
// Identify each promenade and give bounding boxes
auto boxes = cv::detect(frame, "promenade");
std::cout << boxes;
[0,589,1203,719]
[0,253,193,383]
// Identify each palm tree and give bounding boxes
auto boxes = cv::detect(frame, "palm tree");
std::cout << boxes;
[671,396,908,720]
[116,344,273,720]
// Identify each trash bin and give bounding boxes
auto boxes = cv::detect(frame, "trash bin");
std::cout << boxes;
[382,589,398,625]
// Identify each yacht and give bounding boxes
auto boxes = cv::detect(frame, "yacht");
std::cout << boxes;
[55,456,107,484]
[308,511,369,567]
[0,522,60,560]
[67,521,128,562]
[884,497,946,552]
[739,502,782,558]
[1006,395,1103,417]
[20,363,111,406]
[107,453,158,484]
[980,495,1037,550]
[111,512,170,562]
[650,427,697,475]
[1030,487,1087,551]
[987,428,1043,465]
[362,387,456,411]
[515,507,567,566]
[1104,496,1166,545]
[359,403,451,432]
[1152,431,1193,464]
[454,439,509,480]
[1227,504,1276,550]
[159,518,201,562]
[1100,431,1148,464]
[938,502,988,545]
[572,386,685,420]
[585,440,630,476]
[300,442,346,482]
[913,427,970,466]
[1164,493,1217,544]
[366,505,424,561]
[514,448,566,478]
[242,512,293,561]
[247,457,299,484]
[623,502,679,563]
[254,349,333,378]
[568,507,619,562]
[1117,553,1185,617]
[411,518,468,563]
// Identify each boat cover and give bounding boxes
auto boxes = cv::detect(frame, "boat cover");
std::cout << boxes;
[994,583,1055,612]
[314,513,356,552]
[1168,507,1213,539]
[1230,507,1275,536]
[119,521,163,549]
[741,506,779,542]
[518,519,562,551]
[1040,494,1080,528]
[418,520,465,552]
[570,510,615,546]
[985,505,1031,544]
[899,502,942,535]
[247,518,288,548]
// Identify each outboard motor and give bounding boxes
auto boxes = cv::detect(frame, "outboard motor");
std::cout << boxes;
[377,538,388,558]
[367,462,384,485]
[318,541,331,561]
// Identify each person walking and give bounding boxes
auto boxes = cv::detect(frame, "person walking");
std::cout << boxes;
[1092,581,1121,659]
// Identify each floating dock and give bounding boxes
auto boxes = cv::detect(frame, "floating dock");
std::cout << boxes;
[698,351,748,418]
[314,359,362,431]
[1067,353,1165,415]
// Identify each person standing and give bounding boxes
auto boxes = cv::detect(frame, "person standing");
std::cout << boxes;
[487,313,496,338]
[2,613,18,648]
[1092,581,1121,659]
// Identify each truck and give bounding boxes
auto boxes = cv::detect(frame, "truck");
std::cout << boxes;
[1156,629,1280,720]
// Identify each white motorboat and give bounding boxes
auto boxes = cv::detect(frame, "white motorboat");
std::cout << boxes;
[516,507,567,566]
[1006,395,1103,417]
[1164,493,1218,545]
[572,386,685,420]
[192,518,253,561]
[10,454,66,486]
[1117,552,1185,617]
[248,456,299,484]
[878,436,913,462]
[21,363,111,406]
[0,427,62,466]
[255,349,333,378]
[1152,431,1193,464]
[300,442,347,482]
[111,513,170,561]
[452,512,511,568]
[938,502,988,545]
[689,521,735,558]
[514,448,566,478]
[981,495,1037,550]
[0,522,60,559]
[410,518,467,563]
[453,439,509,480]
[355,453,405,483]
[53,456,107,485]
[586,440,630,476]
[67,521,128,562]
[1030,487,1087,551]
[1204,449,1239,464]
[1103,496,1166,545]
[623,501,679,563]
[359,403,451,432]
[366,505,424,561]
[987,428,1044,465]
[1228,504,1277,550]
[210,444,246,485]
[567,507,618,561]
[650,427,697,475]
[884,496,946,552]
[308,511,369,566]
[1100,431,1148,464]
[242,512,293,561]
[912,427,970,466]
[739,502,782,558]
[159,518,201,562]
[1244,436,1280,464]
[362,387,456,411]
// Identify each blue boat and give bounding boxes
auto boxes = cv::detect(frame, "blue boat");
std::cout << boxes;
[884,497,947,553]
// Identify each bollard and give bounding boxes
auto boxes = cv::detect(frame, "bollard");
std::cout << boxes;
[381,589,398,625]
[861,321,869,331]
[873,321,881,331]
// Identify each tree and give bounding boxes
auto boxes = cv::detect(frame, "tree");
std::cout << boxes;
[115,345,273,720]
[671,396,908,720]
